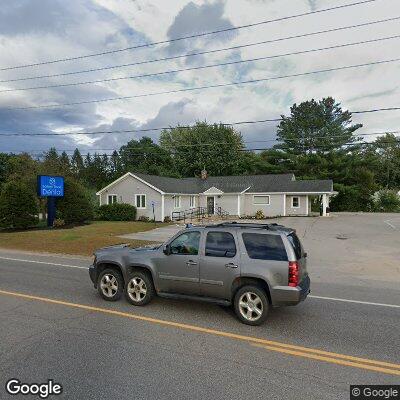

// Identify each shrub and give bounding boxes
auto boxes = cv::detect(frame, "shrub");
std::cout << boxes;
[53,218,65,228]
[255,209,265,219]
[372,190,400,212]
[163,216,171,223]
[57,177,94,224]
[0,180,39,229]
[138,215,150,222]
[98,203,137,221]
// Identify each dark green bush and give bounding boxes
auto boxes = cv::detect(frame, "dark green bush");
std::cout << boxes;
[137,215,150,222]
[98,203,137,221]
[330,183,374,212]
[0,180,39,229]
[57,177,94,224]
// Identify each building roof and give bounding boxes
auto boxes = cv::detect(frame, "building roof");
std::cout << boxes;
[132,173,333,194]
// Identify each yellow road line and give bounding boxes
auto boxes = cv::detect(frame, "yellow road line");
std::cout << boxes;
[0,289,399,375]
[252,344,400,376]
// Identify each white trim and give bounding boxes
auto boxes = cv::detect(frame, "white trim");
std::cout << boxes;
[282,194,286,216]
[98,194,101,206]
[253,195,270,205]
[96,172,165,195]
[135,194,147,209]
[173,195,181,208]
[203,186,223,195]
[246,191,333,195]
[237,195,241,217]
[306,195,309,216]
[291,196,300,208]
[107,194,118,205]
[161,195,165,221]
[240,186,251,194]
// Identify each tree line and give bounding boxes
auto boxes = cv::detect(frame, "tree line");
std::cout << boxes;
[0,96,399,227]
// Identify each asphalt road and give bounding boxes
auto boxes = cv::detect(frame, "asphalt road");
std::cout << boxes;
[0,248,399,400]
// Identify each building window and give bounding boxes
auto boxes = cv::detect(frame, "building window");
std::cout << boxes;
[108,194,117,205]
[189,195,196,208]
[253,195,270,205]
[136,194,146,209]
[174,196,181,208]
[292,196,300,208]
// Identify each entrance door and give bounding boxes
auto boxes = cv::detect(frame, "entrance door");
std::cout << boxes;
[207,196,215,215]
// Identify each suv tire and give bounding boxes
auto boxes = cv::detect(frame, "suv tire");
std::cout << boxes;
[234,285,269,326]
[125,270,155,306]
[97,268,124,301]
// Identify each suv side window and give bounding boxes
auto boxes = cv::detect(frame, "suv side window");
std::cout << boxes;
[170,231,201,255]
[242,233,288,261]
[205,231,236,258]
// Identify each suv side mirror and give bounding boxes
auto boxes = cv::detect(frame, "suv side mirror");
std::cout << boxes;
[303,252,308,258]
[163,244,171,255]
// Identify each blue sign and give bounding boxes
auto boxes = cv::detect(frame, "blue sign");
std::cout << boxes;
[37,175,64,197]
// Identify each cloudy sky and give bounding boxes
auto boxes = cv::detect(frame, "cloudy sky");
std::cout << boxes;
[0,0,399,156]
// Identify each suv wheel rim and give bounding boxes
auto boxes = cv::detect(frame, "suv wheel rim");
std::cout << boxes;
[100,274,118,298]
[127,277,147,302]
[238,292,263,321]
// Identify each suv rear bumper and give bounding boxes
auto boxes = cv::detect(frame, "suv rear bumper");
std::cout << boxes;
[271,275,310,306]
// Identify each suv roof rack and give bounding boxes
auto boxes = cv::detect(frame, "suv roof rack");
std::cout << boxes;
[206,221,286,230]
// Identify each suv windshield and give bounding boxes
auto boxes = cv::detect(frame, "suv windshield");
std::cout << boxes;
[287,233,302,259]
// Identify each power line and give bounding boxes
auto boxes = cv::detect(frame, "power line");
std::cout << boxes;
[7,57,400,111]
[10,139,400,158]
[1,16,397,84]
[3,34,399,93]
[3,132,399,154]
[0,0,378,71]
[1,109,400,137]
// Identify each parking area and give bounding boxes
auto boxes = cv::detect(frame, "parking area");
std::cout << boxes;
[121,213,400,291]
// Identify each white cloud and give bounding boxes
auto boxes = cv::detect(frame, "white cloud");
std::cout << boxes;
[0,0,399,154]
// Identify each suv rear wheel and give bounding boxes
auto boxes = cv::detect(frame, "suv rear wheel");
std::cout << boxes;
[125,270,155,306]
[97,268,123,301]
[234,285,269,325]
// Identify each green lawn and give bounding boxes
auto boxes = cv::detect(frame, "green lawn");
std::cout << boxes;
[0,221,162,256]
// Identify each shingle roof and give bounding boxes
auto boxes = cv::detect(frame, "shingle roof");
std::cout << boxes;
[134,173,333,194]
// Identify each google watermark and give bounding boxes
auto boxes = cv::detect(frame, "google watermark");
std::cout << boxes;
[350,385,400,400]
[5,379,62,399]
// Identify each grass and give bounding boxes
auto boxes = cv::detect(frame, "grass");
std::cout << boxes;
[0,221,163,256]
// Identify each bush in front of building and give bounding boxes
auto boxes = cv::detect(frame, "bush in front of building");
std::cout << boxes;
[255,209,265,219]
[57,177,94,224]
[372,189,400,212]
[137,215,150,222]
[97,203,137,221]
[0,180,39,229]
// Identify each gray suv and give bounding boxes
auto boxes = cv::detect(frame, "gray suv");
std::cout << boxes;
[89,222,310,325]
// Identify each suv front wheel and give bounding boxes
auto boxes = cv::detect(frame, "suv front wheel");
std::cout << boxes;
[234,286,269,326]
[125,270,155,306]
[97,268,124,301]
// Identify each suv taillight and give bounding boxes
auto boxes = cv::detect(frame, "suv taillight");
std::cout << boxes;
[288,261,299,287]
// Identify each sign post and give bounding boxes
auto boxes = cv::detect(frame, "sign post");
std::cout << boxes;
[37,175,65,227]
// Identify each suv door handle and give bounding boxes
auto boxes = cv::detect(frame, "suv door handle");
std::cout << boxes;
[225,263,238,269]
[186,260,197,266]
